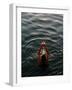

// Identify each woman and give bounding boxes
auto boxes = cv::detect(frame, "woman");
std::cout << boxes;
[37,41,49,67]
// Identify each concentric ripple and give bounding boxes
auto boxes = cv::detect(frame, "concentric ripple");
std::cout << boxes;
[21,12,63,77]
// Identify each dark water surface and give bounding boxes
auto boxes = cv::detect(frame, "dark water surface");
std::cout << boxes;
[21,12,63,77]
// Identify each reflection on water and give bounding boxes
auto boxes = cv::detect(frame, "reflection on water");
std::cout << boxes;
[21,12,63,77]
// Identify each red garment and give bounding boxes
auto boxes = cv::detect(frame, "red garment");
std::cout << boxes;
[37,41,49,65]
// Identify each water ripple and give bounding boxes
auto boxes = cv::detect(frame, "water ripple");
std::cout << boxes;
[21,12,63,77]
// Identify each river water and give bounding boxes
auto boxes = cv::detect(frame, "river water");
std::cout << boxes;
[21,12,63,77]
